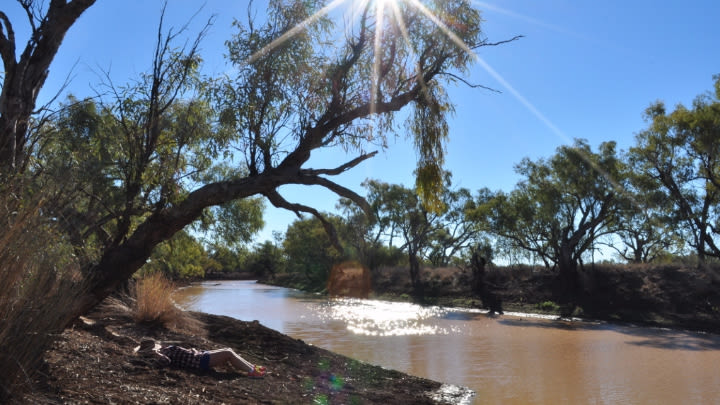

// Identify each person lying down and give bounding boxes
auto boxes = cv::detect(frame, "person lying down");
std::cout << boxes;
[134,338,266,378]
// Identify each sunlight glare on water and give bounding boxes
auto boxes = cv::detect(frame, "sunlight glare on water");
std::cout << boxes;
[315,298,460,336]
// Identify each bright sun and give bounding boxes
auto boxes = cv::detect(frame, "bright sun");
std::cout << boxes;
[247,0,475,66]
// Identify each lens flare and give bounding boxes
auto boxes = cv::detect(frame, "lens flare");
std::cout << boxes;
[245,0,348,65]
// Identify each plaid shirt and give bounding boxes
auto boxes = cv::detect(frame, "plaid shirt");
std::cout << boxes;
[159,346,205,369]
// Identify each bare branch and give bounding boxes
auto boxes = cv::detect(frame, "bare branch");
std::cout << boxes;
[436,72,501,93]
[0,11,16,69]
[472,35,524,49]
[298,174,372,216]
[33,58,80,115]
[263,189,343,252]
[18,0,37,33]
[302,151,378,177]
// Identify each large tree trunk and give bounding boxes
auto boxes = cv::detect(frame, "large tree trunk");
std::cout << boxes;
[556,244,578,303]
[408,251,424,300]
[470,251,486,297]
[72,174,268,316]
[0,81,34,172]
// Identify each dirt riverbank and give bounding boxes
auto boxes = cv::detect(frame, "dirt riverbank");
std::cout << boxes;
[25,299,471,404]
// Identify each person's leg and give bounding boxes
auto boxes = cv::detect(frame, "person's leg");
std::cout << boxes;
[205,348,254,372]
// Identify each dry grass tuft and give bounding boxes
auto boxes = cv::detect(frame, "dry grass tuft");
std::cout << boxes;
[133,272,178,324]
[133,272,205,335]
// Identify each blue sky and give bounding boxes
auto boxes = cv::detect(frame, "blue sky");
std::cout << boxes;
[5,0,720,244]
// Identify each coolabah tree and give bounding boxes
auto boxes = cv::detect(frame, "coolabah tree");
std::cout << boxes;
[608,162,681,263]
[426,186,479,267]
[363,180,445,298]
[629,76,720,264]
[472,139,625,300]
[0,0,513,335]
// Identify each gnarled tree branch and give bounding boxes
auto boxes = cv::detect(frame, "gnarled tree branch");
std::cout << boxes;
[0,0,97,175]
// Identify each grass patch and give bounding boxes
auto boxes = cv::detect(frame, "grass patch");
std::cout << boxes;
[133,273,204,334]
[133,272,178,324]
[536,301,560,312]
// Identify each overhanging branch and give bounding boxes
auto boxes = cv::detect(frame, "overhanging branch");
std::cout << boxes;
[264,189,343,252]
[296,174,372,217]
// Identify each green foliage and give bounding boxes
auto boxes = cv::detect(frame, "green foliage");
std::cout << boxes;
[629,75,720,262]
[363,180,443,296]
[610,161,681,263]
[335,194,406,270]
[141,230,210,279]
[426,185,482,266]
[537,301,560,312]
[410,85,452,213]
[366,244,407,268]
[283,216,346,290]
[199,197,265,248]
[471,139,625,274]
[35,79,226,256]
[208,244,244,273]
[245,241,286,277]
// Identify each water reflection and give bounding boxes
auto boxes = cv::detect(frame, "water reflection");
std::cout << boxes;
[318,298,458,336]
[175,281,720,404]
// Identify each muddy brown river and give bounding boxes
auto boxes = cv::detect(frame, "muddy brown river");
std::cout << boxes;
[173,280,720,404]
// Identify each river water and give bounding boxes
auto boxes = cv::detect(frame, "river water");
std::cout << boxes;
[173,280,720,404]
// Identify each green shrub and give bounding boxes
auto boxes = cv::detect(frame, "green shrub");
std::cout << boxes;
[537,301,560,312]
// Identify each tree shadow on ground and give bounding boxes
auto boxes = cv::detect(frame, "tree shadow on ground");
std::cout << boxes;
[498,317,720,351]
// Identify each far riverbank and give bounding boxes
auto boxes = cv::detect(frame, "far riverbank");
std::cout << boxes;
[259,263,720,334]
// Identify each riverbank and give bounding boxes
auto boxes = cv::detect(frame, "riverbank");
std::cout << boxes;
[27,297,471,404]
[424,263,720,334]
[264,262,720,334]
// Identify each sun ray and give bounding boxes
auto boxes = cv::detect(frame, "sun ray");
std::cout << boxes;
[476,50,636,206]
[405,0,477,57]
[243,0,632,205]
[371,0,386,115]
[246,0,349,65]
[473,54,635,200]
[400,1,635,207]
[471,0,578,37]
[384,1,432,104]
